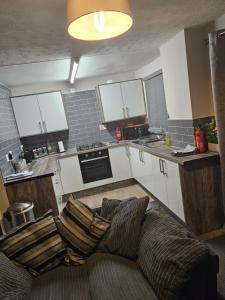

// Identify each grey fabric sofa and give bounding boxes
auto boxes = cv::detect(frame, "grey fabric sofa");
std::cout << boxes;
[1,208,219,300]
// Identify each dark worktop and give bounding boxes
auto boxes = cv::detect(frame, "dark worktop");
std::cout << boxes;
[3,141,219,186]
[127,142,220,166]
[4,157,56,186]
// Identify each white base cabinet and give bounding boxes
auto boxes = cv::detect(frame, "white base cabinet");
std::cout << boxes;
[109,146,132,182]
[129,146,185,221]
[58,156,84,194]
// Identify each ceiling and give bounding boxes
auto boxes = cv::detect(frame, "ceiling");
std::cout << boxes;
[0,0,225,86]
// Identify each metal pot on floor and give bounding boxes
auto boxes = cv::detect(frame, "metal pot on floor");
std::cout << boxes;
[8,202,35,227]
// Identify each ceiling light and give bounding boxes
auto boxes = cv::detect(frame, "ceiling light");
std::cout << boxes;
[69,60,79,84]
[67,0,133,41]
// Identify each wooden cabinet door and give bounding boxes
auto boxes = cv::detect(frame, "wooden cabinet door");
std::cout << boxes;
[58,156,83,194]
[121,80,146,118]
[37,91,68,133]
[109,146,131,182]
[164,160,185,221]
[11,95,43,137]
[98,83,124,122]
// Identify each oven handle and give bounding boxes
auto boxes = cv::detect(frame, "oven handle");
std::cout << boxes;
[80,156,109,163]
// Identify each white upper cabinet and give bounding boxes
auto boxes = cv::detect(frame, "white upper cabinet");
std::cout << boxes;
[37,92,68,133]
[11,95,44,137]
[121,80,146,118]
[98,83,124,122]
[11,91,68,137]
[98,79,146,122]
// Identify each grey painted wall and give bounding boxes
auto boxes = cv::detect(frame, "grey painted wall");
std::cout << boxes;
[21,90,115,151]
[0,84,21,175]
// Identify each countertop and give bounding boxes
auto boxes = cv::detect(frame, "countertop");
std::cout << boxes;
[4,156,56,186]
[3,141,220,186]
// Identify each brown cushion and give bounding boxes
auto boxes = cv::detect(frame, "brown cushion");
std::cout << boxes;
[0,210,66,276]
[137,208,210,300]
[58,196,110,266]
[98,196,149,259]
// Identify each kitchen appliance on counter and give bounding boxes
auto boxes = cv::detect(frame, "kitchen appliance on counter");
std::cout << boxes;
[58,141,65,153]
[78,148,112,184]
[122,124,149,140]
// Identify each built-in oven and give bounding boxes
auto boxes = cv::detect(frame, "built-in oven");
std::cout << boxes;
[78,149,112,184]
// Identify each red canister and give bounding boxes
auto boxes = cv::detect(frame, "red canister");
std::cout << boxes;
[195,127,206,153]
[115,127,123,141]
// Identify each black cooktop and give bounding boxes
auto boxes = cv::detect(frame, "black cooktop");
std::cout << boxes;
[77,142,105,152]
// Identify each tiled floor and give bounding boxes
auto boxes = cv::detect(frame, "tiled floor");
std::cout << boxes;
[57,183,151,212]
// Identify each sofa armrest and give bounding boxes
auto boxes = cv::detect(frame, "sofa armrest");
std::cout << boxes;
[184,253,219,300]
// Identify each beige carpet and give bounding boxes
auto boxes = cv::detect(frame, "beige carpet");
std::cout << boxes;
[58,184,151,212]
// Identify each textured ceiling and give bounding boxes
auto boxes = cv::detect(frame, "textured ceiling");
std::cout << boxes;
[0,0,225,82]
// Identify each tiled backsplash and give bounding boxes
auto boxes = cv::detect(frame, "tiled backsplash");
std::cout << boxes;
[168,119,195,148]
[168,117,215,147]
[21,90,115,152]
[0,84,21,175]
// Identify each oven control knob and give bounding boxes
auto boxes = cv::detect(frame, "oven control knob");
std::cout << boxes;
[99,151,102,155]
[85,154,88,158]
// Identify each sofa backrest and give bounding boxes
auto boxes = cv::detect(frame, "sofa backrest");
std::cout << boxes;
[137,208,219,300]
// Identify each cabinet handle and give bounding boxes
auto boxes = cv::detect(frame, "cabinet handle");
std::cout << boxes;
[122,107,126,118]
[43,121,47,133]
[125,146,130,157]
[162,160,167,176]
[38,121,43,134]
[159,159,163,173]
[141,151,144,163]
[57,160,61,172]
[126,107,129,118]
[139,150,142,162]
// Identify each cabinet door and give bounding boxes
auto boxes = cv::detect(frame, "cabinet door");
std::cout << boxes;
[11,95,43,137]
[98,83,124,122]
[164,160,185,221]
[58,156,83,194]
[109,146,131,182]
[129,147,142,180]
[139,152,155,193]
[121,80,146,118]
[37,92,68,133]
[151,155,168,206]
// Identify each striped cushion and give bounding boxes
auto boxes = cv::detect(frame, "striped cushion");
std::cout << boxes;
[0,211,66,276]
[58,196,110,266]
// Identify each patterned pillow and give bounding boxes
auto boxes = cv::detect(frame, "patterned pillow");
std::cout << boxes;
[98,196,149,259]
[58,196,110,265]
[0,210,66,276]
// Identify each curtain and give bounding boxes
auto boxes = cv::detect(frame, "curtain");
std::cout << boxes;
[209,30,225,215]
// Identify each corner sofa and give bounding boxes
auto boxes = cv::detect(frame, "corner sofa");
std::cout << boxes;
[0,205,219,300]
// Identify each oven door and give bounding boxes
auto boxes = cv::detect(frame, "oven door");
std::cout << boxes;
[79,156,112,184]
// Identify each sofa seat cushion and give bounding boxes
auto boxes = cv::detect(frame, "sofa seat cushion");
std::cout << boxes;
[87,253,158,300]
[30,264,91,300]
[0,252,32,300]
